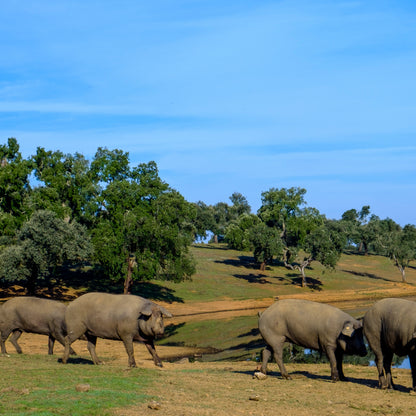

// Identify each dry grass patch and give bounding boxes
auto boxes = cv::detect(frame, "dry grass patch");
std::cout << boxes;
[115,361,416,416]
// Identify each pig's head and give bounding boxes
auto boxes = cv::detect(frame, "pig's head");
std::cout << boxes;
[138,303,173,339]
[338,320,367,357]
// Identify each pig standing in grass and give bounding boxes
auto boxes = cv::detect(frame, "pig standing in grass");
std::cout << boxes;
[62,292,172,368]
[0,297,75,355]
[364,298,416,390]
[258,299,367,382]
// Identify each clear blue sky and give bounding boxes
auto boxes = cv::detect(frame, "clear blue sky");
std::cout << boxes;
[1,1,415,225]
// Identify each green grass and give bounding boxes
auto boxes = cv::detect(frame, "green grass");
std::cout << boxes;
[161,314,260,356]
[0,355,152,415]
[154,244,416,358]
[141,244,416,304]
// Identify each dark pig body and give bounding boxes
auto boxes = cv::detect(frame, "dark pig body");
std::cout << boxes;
[62,292,172,368]
[364,298,416,390]
[258,299,366,381]
[0,297,74,355]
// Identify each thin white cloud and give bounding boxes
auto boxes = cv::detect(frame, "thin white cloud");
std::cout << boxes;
[1,0,415,225]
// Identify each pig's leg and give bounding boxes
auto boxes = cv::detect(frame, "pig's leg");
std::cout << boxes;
[144,340,163,367]
[335,349,346,381]
[48,335,55,355]
[62,322,86,364]
[9,330,23,354]
[264,336,290,379]
[326,347,340,382]
[86,334,103,365]
[409,352,416,391]
[121,335,137,368]
[372,350,387,389]
[260,345,272,374]
[383,350,394,390]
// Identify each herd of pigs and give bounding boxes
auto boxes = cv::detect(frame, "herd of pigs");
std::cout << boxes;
[1,293,416,391]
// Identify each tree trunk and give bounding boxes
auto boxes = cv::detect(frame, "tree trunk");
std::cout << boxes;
[26,270,38,296]
[359,241,369,255]
[300,265,307,288]
[298,258,312,288]
[393,255,407,283]
[400,268,406,283]
[26,278,36,296]
[124,256,134,294]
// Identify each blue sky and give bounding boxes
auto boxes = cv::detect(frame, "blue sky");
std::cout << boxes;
[1,1,415,225]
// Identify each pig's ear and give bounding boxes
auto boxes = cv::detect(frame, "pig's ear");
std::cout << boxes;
[341,322,355,337]
[141,303,155,316]
[158,306,173,318]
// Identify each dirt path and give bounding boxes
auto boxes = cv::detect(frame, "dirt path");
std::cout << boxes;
[161,282,416,323]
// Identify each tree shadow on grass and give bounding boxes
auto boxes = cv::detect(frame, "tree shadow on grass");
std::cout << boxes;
[41,265,185,303]
[131,282,184,303]
[193,244,229,251]
[68,267,184,303]
[215,256,259,270]
[163,322,187,339]
[285,371,411,391]
[0,263,184,304]
[233,368,392,389]
[233,273,272,284]
[238,328,260,338]
[56,357,94,365]
[227,338,264,352]
[0,284,26,299]
[341,269,393,282]
[286,274,323,291]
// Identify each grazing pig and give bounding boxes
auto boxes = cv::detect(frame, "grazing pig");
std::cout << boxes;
[0,297,75,355]
[258,299,367,382]
[364,298,416,390]
[62,292,172,368]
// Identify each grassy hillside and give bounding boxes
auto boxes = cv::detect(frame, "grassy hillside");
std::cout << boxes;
[143,243,416,304]
[153,244,416,360]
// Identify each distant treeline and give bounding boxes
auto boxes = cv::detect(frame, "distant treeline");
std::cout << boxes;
[1,138,415,294]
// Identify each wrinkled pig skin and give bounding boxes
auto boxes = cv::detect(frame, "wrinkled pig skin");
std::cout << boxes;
[62,292,172,368]
[259,299,367,382]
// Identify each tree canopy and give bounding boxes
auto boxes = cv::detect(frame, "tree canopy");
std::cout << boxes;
[92,160,196,293]
[0,139,197,294]
[0,138,33,237]
[0,210,91,294]
[1,138,415,293]
[225,187,348,287]
[372,219,416,282]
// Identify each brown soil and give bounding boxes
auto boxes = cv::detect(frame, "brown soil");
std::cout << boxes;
[113,362,416,416]
[161,282,416,324]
